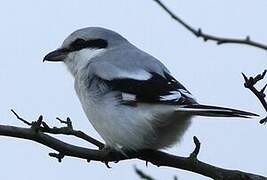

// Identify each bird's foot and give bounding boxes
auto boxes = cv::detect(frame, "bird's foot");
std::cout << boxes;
[101,146,125,168]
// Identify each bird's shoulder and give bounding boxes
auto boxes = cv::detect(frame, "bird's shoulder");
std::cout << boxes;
[85,45,196,105]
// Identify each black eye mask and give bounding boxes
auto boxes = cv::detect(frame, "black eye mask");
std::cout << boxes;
[69,38,108,51]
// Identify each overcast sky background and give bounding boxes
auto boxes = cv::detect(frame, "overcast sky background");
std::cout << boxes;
[0,0,266,179]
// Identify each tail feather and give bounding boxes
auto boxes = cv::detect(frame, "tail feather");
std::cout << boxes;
[176,104,258,118]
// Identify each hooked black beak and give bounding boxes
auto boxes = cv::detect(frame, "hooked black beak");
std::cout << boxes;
[43,48,69,62]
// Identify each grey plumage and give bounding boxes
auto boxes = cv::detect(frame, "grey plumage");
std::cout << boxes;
[44,27,258,151]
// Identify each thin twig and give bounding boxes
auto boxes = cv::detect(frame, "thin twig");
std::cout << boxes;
[153,0,267,51]
[11,110,104,149]
[134,166,156,180]
[11,109,32,126]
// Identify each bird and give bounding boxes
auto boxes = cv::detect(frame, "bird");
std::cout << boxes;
[43,27,258,152]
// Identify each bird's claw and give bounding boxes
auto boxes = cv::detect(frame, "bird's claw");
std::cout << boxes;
[101,146,124,168]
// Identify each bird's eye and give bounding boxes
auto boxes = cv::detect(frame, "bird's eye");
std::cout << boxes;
[70,38,87,50]
[69,38,108,51]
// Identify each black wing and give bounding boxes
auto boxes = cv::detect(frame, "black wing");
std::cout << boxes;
[103,72,196,105]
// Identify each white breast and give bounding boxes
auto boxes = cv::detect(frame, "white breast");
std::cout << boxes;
[75,75,192,151]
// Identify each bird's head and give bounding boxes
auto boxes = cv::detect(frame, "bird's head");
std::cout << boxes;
[43,27,128,75]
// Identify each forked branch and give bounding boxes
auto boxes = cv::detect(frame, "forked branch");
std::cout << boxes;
[242,70,267,124]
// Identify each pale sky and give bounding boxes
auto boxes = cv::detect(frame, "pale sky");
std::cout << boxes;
[0,0,266,179]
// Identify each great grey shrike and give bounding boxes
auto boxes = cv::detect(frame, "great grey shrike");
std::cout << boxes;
[43,27,257,151]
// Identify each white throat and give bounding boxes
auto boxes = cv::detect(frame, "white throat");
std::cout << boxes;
[64,48,106,76]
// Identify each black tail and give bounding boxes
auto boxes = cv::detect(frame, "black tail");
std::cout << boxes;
[176,104,258,118]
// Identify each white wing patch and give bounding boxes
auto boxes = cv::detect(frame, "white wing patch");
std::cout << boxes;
[92,61,152,81]
[122,93,136,101]
[116,69,152,81]
[160,91,181,101]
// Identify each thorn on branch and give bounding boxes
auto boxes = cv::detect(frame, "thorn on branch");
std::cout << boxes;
[189,136,201,159]
[262,70,267,78]
[241,73,248,84]
[31,115,43,133]
[196,28,202,37]
[56,117,73,129]
[254,70,267,82]
[49,152,65,162]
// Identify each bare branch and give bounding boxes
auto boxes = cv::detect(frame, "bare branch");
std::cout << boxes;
[0,117,266,179]
[242,70,267,124]
[153,0,267,51]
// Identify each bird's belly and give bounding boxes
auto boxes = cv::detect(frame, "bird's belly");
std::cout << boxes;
[77,86,191,150]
